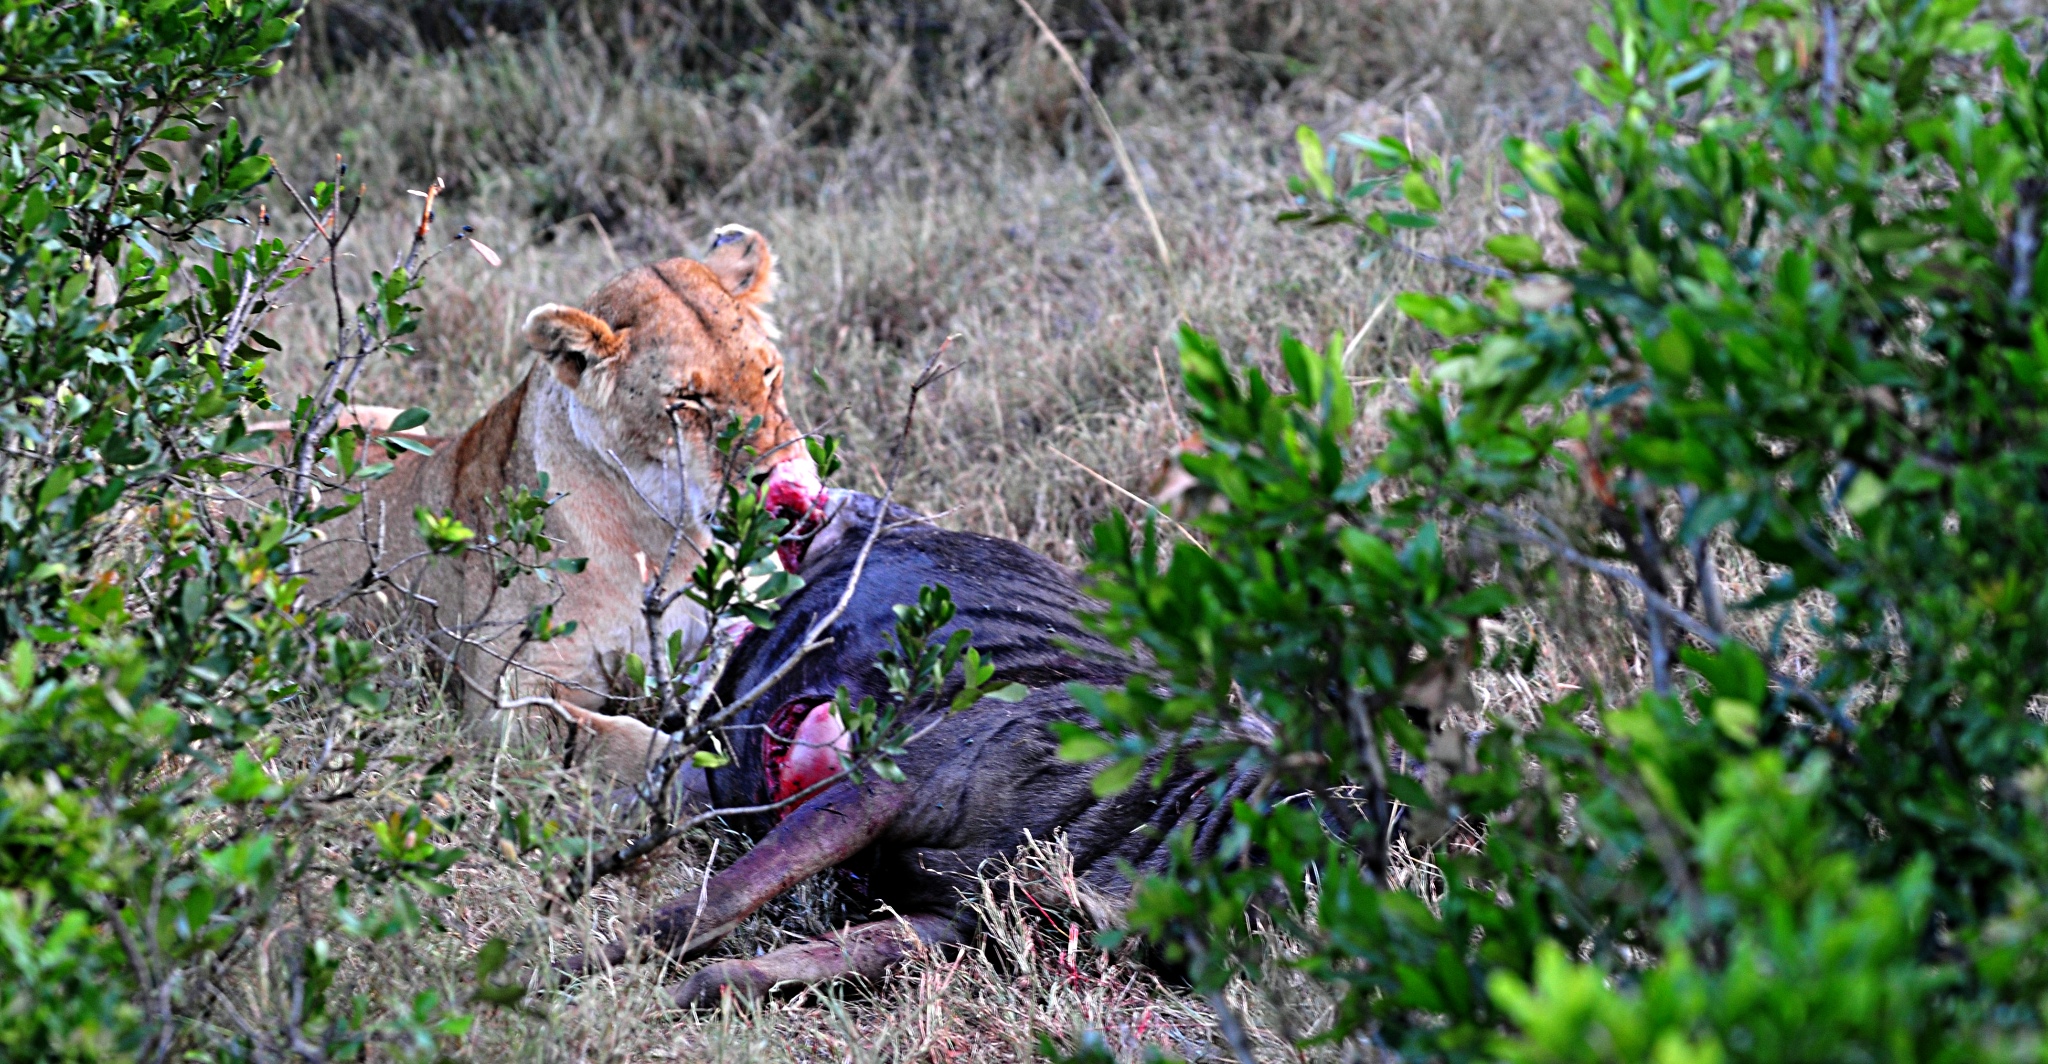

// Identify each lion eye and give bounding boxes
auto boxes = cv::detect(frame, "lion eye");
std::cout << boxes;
[763,364,780,387]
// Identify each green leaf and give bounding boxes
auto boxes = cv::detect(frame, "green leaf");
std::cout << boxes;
[622,653,647,693]
[214,751,279,802]
[1627,244,1662,296]
[983,681,1028,704]
[1949,21,2004,53]
[473,983,526,1007]
[1090,755,1144,797]
[1710,698,1760,746]
[224,154,273,190]
[1856,226,1934,253]
[1053,721,1114,762]
[474,937,510,978]
[1841,471,1887,517]
[1401,171,1442,211]
[1397,294,1487,337]
[1647,328,1695,378]
[387,407,431,432]
[1484,233,1544,271]
[1358,135,1411,170]
[1295,125,1336,201]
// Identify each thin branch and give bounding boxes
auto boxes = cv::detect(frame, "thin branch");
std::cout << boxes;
[705,337,959,731]
[1477,505,1858,737]
[1593,759,1706,927]
[1632,481,1674,697]
[1681,487,1728,633]
[1385,238,1515,280]
[1819,5,1841,124]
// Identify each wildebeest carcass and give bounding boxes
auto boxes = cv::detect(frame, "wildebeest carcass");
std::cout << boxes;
[563,491,1268,1006]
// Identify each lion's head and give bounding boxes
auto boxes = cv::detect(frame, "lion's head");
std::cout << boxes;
[520,225,823,530]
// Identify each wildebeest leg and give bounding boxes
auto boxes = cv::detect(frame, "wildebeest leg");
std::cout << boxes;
[672,911,966,1008]
[561,781,911,974]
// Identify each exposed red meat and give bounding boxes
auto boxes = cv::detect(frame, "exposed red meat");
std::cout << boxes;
[760,698,849,812]
[761,452,828,572]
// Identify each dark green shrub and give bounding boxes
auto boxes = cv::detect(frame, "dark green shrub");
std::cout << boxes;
[0,1,503,1057]
[1057,0,2048,1059]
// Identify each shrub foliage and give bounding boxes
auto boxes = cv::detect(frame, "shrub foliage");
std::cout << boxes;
[1067,0,2048,1059]
[0,0,500,1058]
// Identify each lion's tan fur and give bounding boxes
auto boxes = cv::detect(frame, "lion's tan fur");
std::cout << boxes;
[296,228,801,783]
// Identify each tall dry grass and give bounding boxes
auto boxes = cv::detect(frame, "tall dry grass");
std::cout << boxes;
[234,1,1622,1058]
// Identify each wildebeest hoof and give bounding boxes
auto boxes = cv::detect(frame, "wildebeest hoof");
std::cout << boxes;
[673,960,774,1009]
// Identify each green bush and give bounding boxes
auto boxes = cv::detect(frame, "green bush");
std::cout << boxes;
[1059,0,2048,1059]
[0,0,500,1057]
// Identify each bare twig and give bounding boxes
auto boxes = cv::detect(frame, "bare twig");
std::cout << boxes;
[1476,505,1858,737]
[1680,486,1728,633]
[708,336,960,729]
[1387,238,1515,280]
[1820,5,1841,124]
[215,206,323,376]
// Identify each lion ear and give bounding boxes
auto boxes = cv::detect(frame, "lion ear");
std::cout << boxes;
[523,304,625,388]
[704,224,776,306]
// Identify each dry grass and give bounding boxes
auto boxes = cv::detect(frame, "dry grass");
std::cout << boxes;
[235,1,1622,1058]
[269,696,1324,1063]
[252,0,1591,560]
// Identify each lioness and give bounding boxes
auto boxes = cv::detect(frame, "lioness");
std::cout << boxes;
[295,226,826,779]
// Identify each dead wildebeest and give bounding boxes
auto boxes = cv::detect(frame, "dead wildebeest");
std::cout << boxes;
[562,490,1268,1006]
